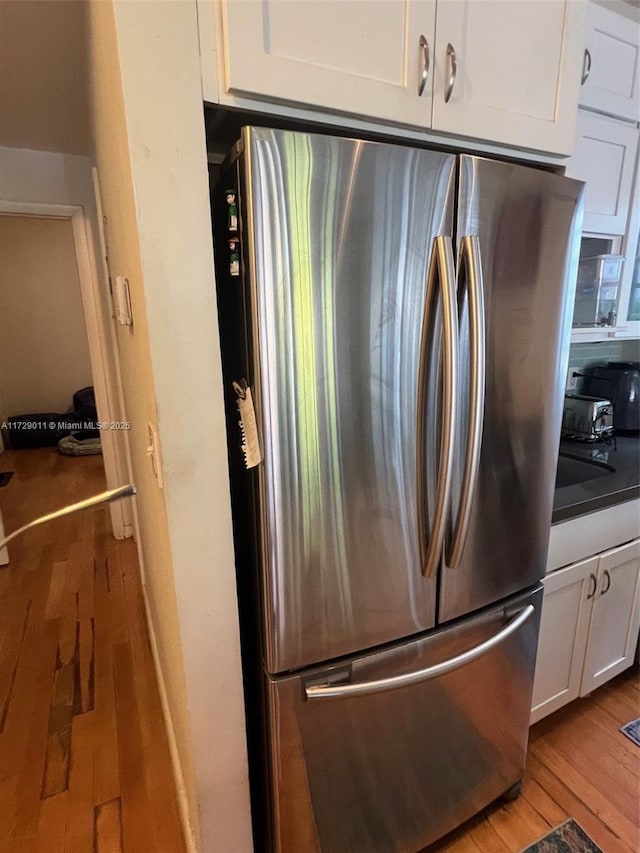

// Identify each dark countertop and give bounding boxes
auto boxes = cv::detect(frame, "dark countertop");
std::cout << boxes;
[553,434,640,523]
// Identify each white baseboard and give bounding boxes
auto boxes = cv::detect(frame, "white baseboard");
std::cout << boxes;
[140,582,199,853]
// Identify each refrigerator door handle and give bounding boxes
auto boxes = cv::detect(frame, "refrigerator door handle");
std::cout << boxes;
[447,235,486,569]
[305,604,535,700]
[418,235,458,579]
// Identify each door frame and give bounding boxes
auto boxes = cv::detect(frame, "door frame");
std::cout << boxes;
[0,199,133,538]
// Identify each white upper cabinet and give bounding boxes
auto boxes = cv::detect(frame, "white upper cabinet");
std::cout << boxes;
[216,0,586,155]
[580,1,640,122]
[565,109,639,234]
[430,0,586,154]
[221,0,436,128]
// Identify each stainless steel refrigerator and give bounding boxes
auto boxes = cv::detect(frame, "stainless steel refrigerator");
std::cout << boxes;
[213,126,583,853]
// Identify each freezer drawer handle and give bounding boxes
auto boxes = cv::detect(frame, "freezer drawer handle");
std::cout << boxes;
[447,235,486,569]
[305,604,534,700]
[417,235,458,579]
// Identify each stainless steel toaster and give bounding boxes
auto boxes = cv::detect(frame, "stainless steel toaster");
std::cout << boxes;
[562,395,614,441]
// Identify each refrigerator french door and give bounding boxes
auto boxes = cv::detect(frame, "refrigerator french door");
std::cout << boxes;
[214,127,583,852]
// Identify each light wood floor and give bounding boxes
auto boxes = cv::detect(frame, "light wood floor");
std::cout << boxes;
[0,448,186,853]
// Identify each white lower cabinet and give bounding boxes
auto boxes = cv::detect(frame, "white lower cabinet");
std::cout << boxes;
[532,538,640,724]
[581,540,640,694]
[531,556,598,724]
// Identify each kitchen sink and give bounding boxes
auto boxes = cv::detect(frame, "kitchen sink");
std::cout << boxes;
[555,452,615,489]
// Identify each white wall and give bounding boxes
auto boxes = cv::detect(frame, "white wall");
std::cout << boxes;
[0,215,93,423]
[0,0,90,155]
[86,3,252,851]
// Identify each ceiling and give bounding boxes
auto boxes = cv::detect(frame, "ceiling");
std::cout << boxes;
[0,0,91,156]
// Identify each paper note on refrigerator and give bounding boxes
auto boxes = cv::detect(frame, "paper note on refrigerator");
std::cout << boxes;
[236,385,262,469]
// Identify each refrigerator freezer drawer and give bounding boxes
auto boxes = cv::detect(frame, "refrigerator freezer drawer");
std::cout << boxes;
[265,586,542,853]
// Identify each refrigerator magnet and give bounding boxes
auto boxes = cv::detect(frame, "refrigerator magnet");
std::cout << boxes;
[225,189,238,232]
[232,379,262,468]
[228,238,240,277]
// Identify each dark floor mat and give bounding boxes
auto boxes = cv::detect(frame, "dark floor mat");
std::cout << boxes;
[520,819,603,852]
[0,472,14,487]
[620,717,640,747]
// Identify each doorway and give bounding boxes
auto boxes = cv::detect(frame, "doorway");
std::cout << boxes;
[0,203,132,543]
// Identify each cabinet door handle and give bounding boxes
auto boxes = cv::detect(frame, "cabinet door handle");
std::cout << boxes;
[581,48,592,86]
[587,572,597,599]
[600,569,611,595]
[418,35,430,96]
[445,43,457,103]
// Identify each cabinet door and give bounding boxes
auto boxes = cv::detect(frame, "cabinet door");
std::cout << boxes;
[221,0,436,127]
[581,539,640,695]
[431,0,586,155]
[580,2,640,122]
[531,557,597,724]
[618,152,640,332]
[565,110,639,235]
